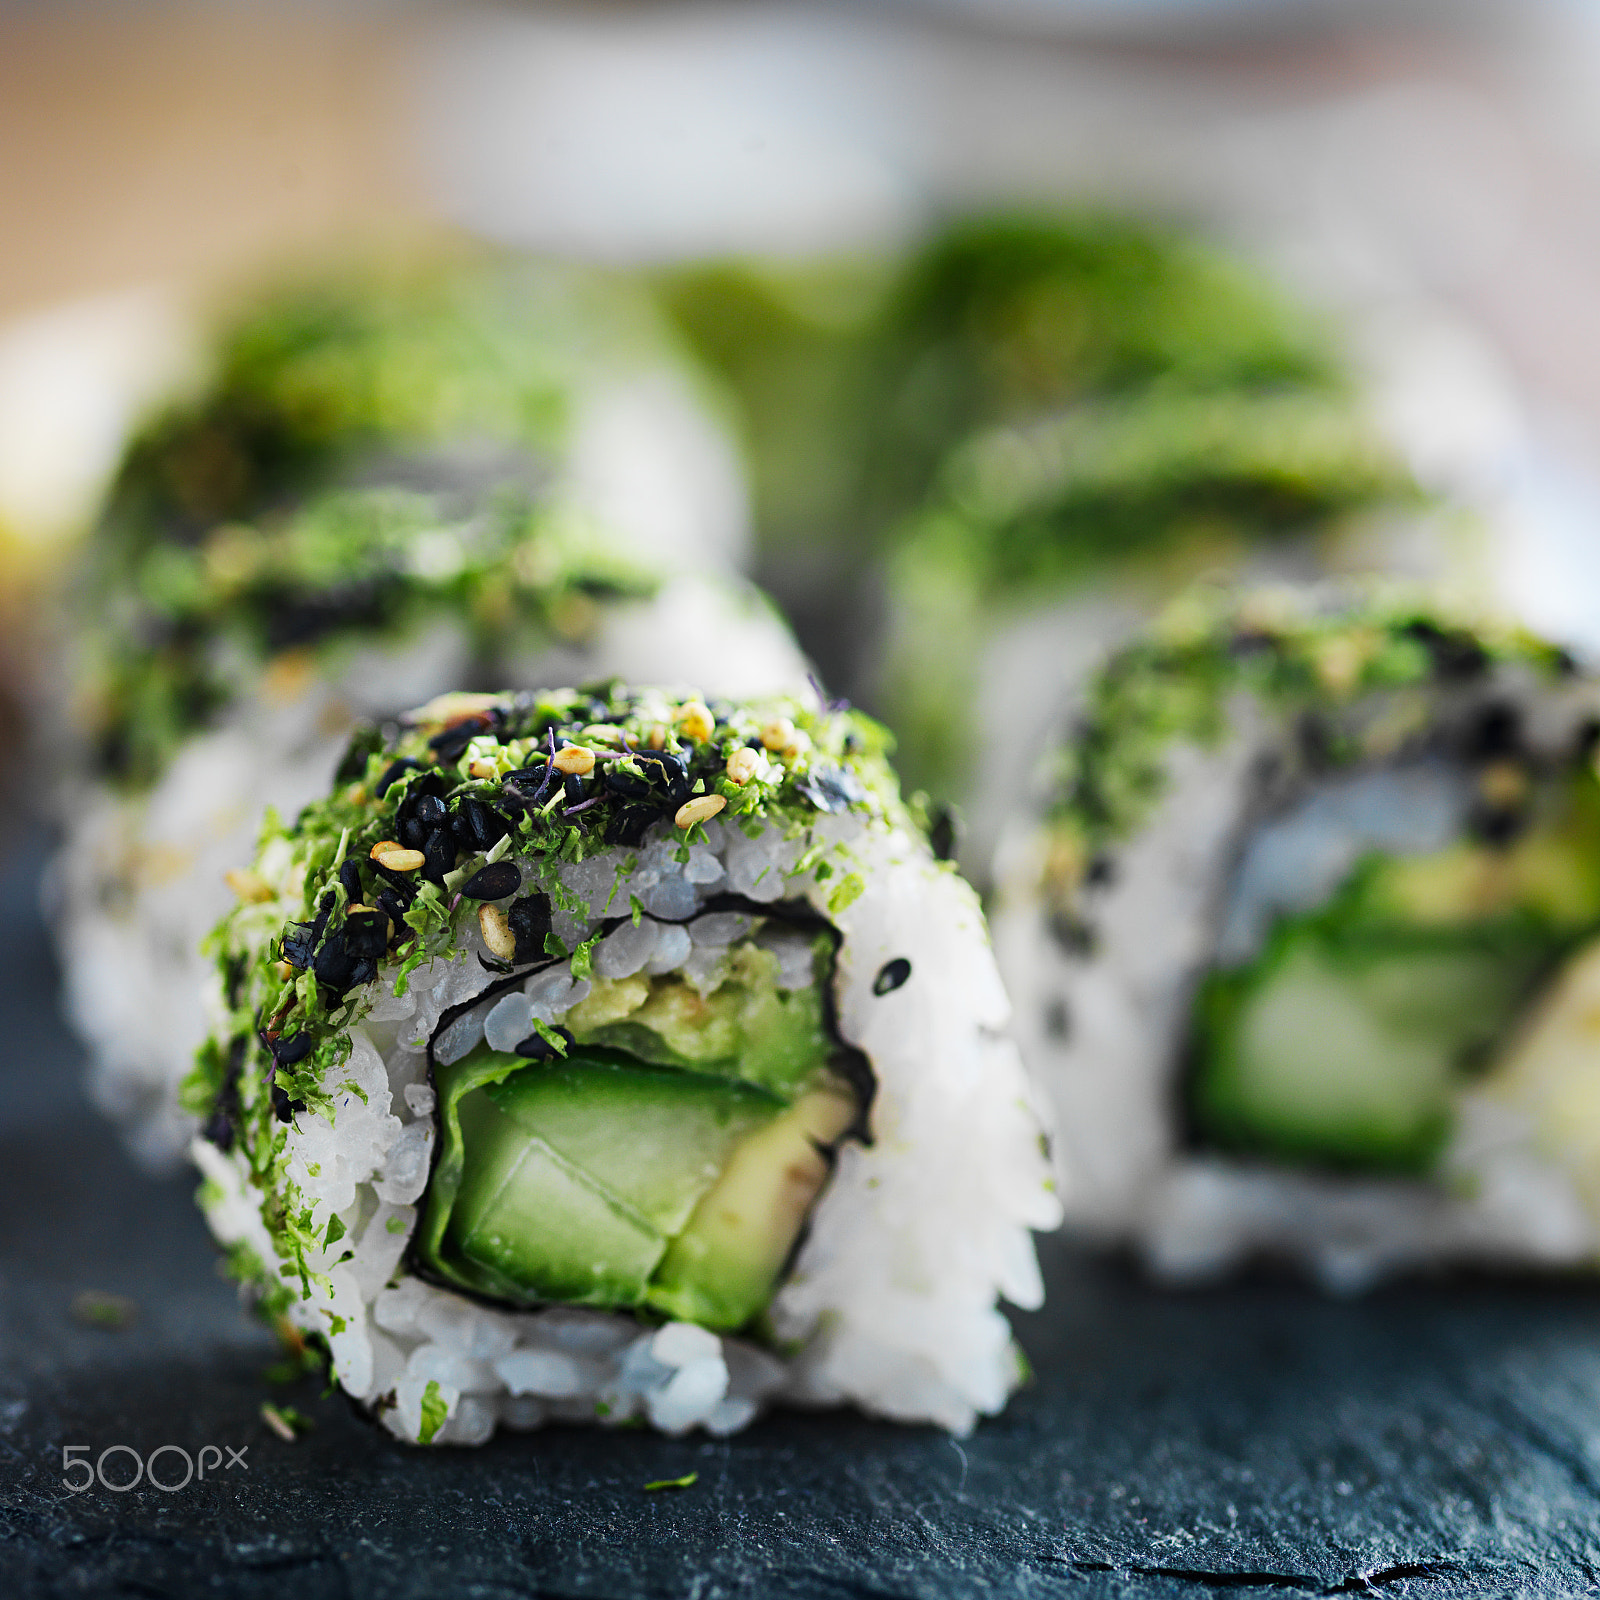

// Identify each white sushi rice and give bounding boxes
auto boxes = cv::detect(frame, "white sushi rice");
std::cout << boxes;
[196,810,1060,1440]
[993,659,1600,1294]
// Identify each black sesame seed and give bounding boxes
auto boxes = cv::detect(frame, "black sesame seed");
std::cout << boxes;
[457,796,505,857]
[1044,998,1071,1040]
[368,861,418,903]
[271,1031,315,1067]
[374,758,419,799]
[429,721,483,760]
[413,794,446,828]
[872,958,912,997]
[461,861,521,901]
[928,805,957,864]
[1047,910,1096,958]
[339,859,363,903]
[373,888,409,927]
[514,1025,574,1061]
[422,827,456,886]
[313,937,359,994]
[1470,803,1528,848]
[605,802,662,847]
[602,763,649,799]
[503,764,552,798]
[1467,702,1522,760]
[1084,854,1116,888]
[1406,619,1488,680]
[271,1084,306,1124]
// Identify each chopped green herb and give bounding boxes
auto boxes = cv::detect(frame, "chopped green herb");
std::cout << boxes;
[417,1379,449,1445]
[643,1472,698,1492]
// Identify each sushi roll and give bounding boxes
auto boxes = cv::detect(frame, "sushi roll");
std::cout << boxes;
[191,686,1059,1441]
[659,215,1425,879]
[52,256,806,1170]
[867,215,1422,877]
[993,584,1600,1292]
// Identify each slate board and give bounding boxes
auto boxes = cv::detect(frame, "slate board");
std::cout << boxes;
[5,829,1600,1600]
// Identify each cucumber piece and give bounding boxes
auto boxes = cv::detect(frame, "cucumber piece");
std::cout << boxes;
[449,1087,665,1307]
[484,1052,784,1234]
[1194,923,1553,1171]
[648,1087,857,1330]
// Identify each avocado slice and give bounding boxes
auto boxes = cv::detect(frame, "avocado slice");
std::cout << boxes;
[648,1087,858,1329]
[567,936,835,1097]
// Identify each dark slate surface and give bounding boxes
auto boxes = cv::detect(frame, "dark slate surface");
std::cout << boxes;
[6,829,1600,1599]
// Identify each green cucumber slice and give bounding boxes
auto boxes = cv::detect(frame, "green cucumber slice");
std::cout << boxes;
[1194,920,1557,1172]
[450,1087,665,1306]
[484,1053,784,1235]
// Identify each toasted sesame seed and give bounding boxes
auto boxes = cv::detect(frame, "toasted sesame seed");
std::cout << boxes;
[781,729,811,760]
[373,846,426,872]
[1480,760,1528,809]
[274,960,295,981]
[647,724,667,751]
[469,756,499,780]
[674,794,727,829]
[760,717,796,752]
[479,902,517,962]
[677,702,714,742]
[726,747,762,785]
[553,745,595,776]
[224,868,273,903]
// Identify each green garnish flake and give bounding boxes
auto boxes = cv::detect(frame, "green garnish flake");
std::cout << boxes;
[417,1380,449,1445]
[643,1472,698,1492]
[71,1290,136,1330]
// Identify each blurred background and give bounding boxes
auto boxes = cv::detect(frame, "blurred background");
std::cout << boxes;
[7,0,1600,817]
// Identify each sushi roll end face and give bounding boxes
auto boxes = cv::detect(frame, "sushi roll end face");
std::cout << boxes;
[995,585,1600,1290]
[193,686,1058,1442]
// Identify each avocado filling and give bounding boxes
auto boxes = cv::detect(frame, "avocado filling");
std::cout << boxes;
[1191,764,1600,1173]
[417,920,860,1329]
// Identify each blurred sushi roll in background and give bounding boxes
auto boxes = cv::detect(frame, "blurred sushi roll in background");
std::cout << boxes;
[993,583,1600,1294]
[191,685,1058,1441]
[660,214,1432,877]
[49,254,809,1170]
